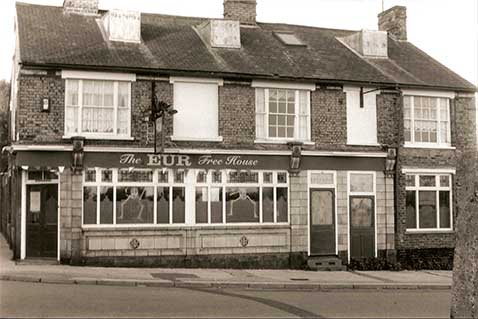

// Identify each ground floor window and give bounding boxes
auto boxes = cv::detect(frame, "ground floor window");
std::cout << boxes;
[83,169,289,226]
[405,174,453,230]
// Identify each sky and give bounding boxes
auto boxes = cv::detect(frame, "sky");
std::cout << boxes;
[0,0,477,87]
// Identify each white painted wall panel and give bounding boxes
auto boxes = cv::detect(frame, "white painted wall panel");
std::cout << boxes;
[173,82,219,140]
[345,87,378,145]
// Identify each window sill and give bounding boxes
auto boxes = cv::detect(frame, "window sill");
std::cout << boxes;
[255,139,315,146]
[82,223,290,230]
[63,135,134,141]
[346,143,381,147]
[403,144,456,150]
[406,229,454,234]
[170,136,224,142]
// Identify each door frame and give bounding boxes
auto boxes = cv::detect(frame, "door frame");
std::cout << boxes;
[307,171,337,257]
[346,171,377,262]
[21,169,61,261]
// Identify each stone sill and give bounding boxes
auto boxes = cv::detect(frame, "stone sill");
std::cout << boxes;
[82,224,291,233]
[405,229,455,235]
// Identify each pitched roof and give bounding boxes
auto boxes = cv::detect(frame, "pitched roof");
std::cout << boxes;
[16,2,476,91]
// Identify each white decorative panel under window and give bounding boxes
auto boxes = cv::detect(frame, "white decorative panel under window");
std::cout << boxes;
[345,87,378,145]
[173,82,219,140]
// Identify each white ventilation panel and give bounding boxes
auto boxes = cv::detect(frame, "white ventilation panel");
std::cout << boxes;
[197,20,241,49]
[340,30,388,58]
[102,9,141,43]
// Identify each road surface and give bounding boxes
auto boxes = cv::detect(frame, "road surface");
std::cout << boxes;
[0,281,451,318]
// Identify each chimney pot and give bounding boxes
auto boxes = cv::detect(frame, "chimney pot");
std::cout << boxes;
[63,0,99,16]
[223,0,257,25]
[378,6,407,41]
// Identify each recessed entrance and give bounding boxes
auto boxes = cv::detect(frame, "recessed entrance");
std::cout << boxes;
[309,189,336,256]
[26,184,58,258]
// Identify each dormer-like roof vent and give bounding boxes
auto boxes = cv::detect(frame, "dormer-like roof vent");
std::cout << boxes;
[101,9,141,43]
[197,20,241,49]
[274,32,306,46]
[339,30,388,58]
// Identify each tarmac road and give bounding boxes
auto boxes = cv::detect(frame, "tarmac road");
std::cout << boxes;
[0,281,451,318]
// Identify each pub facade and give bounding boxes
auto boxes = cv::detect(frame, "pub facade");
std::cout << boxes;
[1,0,476,269]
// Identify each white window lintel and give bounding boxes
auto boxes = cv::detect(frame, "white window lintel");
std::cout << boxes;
[402,89,455,99]
[252,80,316,91]
[170,76,224,86]
[401,168,456,175]
[61,70,136,82]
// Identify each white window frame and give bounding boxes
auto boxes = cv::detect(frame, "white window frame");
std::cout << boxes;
[255,88,311,143]
[405,173,453,232]
[403,91,453,148]
[62,71,135,140]
[82,169,289,228]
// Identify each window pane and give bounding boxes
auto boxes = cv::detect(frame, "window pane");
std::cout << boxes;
[83,187,97,225]
[311,191,333,225]
[210,187,223,223]
[226,187,259,223]
[118,82,130,108]
[403,97,411,119]
[419,175,436,187]
[158,171,169,183]
[405,175,415,187]
[311,172,334,185]
[419,191,437,228]
[277,172,288,184]
[212,171,222,184]
[117,109,129,135]
[66,80,79,106]
[228,171,258,183]
[350,174,374,193]
[350,197,373,227]
[174,171,185,183]
[118,169,153,183]
[262,187,274,223]
[172,188,185,224]
[263,172,273,184]
[439,191,451,228]
[99,187,113,224]
[269,102,277,113]
[157,187,170,224]
[440,122,449,143]
[116,187,154,224]
[85,169,96,183]
[440,99,449,120]
[65,106,79,134]
[277,187,288,223]
[197,171,207,183]
[404,119,411,142]
[102,169,113,183]
[406,191,417,228]
[195,187,208,224]
[82,107,114,133]
[103,81,114,107]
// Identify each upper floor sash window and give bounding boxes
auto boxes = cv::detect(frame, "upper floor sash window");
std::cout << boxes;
[403,94,451,147]
[255,87,311,142]
[62,71,135,139]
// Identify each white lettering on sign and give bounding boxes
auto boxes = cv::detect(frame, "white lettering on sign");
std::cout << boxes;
[120,154,143,165]
[119,154,260,168]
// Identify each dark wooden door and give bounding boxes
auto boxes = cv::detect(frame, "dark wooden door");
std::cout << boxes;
[26,184,58,258]
[310,189,336,255]
[350,196,375,259]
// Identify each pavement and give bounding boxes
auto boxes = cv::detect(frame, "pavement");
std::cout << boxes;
[0,236,452,291]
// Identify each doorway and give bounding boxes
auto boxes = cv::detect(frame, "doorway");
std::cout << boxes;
[26,184,58,258]
[349,196,375,259]
[310,189,336,255]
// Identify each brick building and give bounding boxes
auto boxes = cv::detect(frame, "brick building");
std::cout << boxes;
[1,0,476,270]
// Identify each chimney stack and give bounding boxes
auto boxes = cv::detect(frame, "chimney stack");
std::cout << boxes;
[63,0,99,16]
[224,0,257,25]
[378,6,407,41]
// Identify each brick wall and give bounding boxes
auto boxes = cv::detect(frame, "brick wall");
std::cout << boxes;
[63,0,99,15]
[223,0,256,25]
